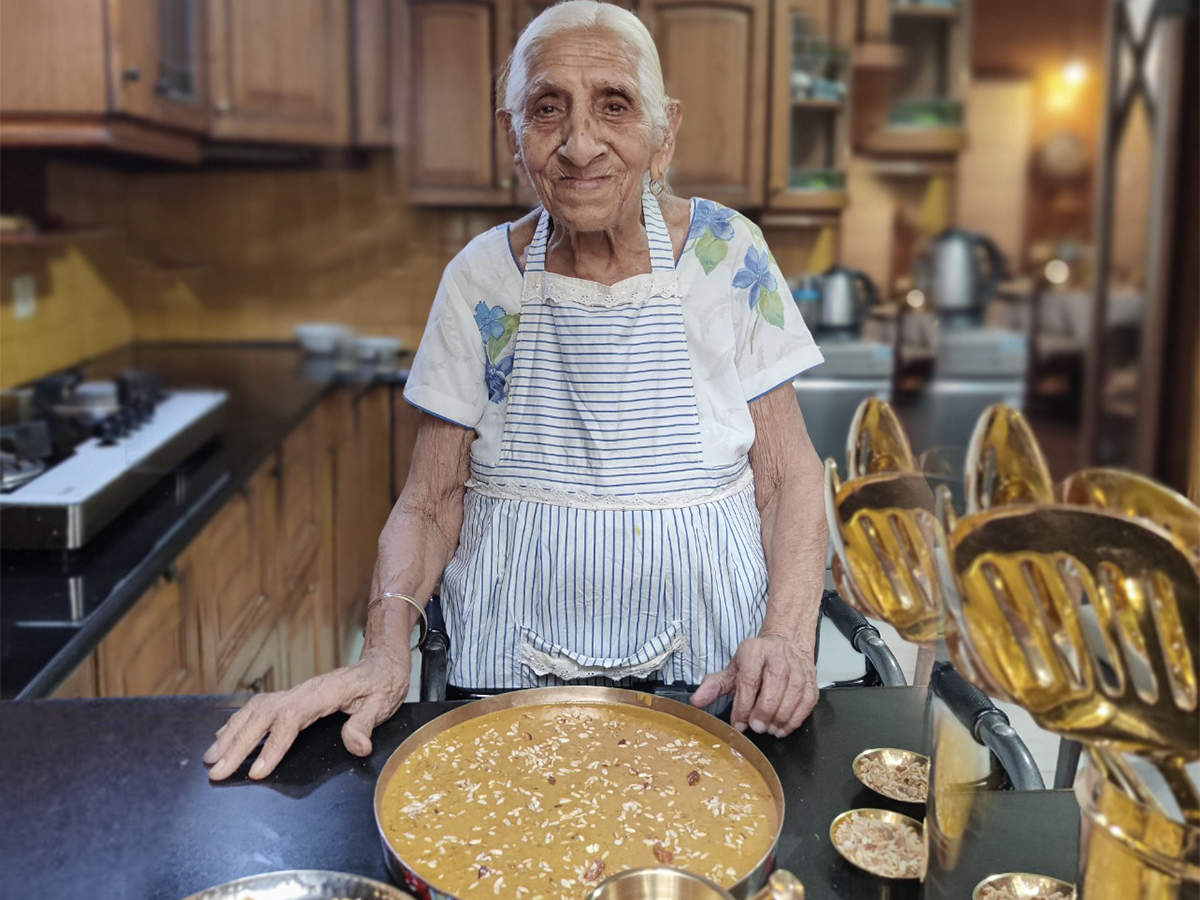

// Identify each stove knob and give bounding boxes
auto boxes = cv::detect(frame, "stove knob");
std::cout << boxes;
[95,417,120,445]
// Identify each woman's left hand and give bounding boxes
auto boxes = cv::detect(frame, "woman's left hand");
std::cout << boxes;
[689,634,817,738]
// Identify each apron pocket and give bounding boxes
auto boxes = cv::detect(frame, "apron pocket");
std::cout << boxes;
[517,621,686,681]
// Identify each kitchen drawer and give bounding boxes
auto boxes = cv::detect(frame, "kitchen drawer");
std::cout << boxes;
[97,564,203,697]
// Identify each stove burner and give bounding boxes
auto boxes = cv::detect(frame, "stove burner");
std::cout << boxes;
[0,451,45,493]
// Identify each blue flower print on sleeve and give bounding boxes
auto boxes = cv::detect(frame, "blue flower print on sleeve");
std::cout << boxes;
[473,300,520,404]
[687,199,738,275]
[474,302,507,341]
[687,199,737,243]
[732,245,786,348]
[732,245,777,310]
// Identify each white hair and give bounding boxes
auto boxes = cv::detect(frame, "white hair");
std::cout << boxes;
[499,1,672,137]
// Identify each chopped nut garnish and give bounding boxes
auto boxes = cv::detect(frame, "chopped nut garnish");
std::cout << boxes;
[583,859,606,882]
[687,770,701,786]
[653,842,674,864]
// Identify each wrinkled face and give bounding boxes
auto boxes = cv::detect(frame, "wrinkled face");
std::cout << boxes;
[505,28,671,233]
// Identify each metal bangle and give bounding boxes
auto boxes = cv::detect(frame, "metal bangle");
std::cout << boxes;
[364,591,428,649]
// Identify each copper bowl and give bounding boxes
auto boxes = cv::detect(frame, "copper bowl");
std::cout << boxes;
[373,687,785,900]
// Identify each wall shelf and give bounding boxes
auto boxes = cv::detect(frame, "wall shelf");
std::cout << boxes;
[792,97,844,110]
[0,227,114,247]
[890,4,959,22]
[852,42,906,69]
[860,125,966,155]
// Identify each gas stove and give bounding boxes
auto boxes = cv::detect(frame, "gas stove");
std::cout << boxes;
[0,370,228,549]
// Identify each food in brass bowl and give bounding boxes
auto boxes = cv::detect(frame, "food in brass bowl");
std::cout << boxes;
[972,872,1076,900]
[829,809,925,880]
[375,689,782,899]
[852,748,929,803]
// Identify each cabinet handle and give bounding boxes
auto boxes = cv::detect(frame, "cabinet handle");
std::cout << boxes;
[154,78,170,96]
[307,583,318,595]
[214,99,231,114]
[499,176,513,190]
[256,593,268,607]
[122,67,141,83]
[241,675,267,694]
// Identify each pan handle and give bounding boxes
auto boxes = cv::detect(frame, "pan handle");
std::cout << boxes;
[750,869,805,900]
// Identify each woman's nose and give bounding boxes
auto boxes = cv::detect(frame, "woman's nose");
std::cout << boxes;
[558,111,604,168]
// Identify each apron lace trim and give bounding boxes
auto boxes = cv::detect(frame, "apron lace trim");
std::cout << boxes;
[465,466,754,510]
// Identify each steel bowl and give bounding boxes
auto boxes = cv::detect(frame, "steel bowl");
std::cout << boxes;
[852,747,930,803]
[829,808,926,881]
[179,869,412,900]
[586,867,733,900]
[373,686,785,900]
[971,871,1077,899]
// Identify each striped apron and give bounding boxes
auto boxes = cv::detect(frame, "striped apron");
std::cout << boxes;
[441,185,769,688]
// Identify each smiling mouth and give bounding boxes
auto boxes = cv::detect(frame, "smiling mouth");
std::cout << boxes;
[560,175,613,189]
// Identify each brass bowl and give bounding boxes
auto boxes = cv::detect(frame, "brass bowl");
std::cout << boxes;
[971,871,1076,899]
[852,747,930,803]
[587,867,733,900]
[829,808,926,880]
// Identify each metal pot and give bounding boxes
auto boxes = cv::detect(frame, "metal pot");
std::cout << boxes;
[819,267,879,335]
[921,228,1007,320]
[373,687,786,900]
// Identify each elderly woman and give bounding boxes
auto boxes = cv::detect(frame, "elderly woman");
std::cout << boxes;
[206,0,826,782]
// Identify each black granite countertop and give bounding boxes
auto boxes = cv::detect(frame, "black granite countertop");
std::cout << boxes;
[0,687,1080,900]
[1,342,411,700]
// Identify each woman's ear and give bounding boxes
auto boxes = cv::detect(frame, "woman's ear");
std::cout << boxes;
[497,109,520,159]
[650,99,683,182]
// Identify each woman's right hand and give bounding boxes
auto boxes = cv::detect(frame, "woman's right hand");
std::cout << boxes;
[203,647,411,781]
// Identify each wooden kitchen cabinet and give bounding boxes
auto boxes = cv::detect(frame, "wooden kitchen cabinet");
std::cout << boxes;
[51,653,99,699]
[207,0,352,145]
[353,0,406,145]
[96,560,203,696]
[233,628,284,695]
[281,554,332,686]
[107,0,210,133]
[766,0,850,212]
[639,0,768,209]
[406,0,514,205]
[194,459,280,694]
[0,0,203,162]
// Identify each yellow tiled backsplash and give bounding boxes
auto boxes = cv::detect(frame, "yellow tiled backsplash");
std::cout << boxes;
[1,153,510,388]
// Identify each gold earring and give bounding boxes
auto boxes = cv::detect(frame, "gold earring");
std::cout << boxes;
[649,178,665,196]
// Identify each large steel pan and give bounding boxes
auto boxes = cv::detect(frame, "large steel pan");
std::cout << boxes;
[373,687,785,900]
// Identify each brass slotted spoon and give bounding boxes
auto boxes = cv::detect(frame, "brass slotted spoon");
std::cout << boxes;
[826,399,945,647]
[944,504,1199,820]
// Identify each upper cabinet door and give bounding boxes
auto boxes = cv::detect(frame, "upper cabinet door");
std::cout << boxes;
[0,1,109,114]
[353,0,405,146]
[407,0,513,205]
[208,0,351,144]
[107,0,210,133]
[639,0,768,209]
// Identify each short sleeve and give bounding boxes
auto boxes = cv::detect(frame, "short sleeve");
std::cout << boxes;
[403,257,488,428]
[730,223,824,401]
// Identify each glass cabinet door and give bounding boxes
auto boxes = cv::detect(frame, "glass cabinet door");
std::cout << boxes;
[768,0,850,210]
